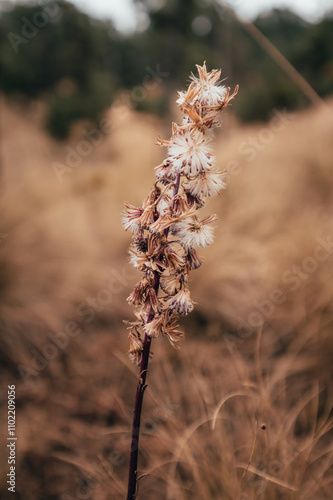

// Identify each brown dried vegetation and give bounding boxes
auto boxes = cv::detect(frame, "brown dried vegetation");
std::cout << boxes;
[0,94,333,499]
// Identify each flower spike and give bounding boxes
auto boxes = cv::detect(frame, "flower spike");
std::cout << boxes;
[123,63,238,360]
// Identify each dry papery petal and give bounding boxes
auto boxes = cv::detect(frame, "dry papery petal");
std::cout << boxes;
[123,308,145,330]
[143,184,161,208]
[129,234,166,272]
[186,248,203,271]
[145,233,164,259]
[164,325,184,348]
[171,193,191,217]
[137,185,166,227]
[190,62,227,107]
[156,169,177,185]
[129,248,146,270]
[166,287,196,316]
[127,278,150,305]
[194,62,221,85]
[144,311,184,348]
[206,84,239,114]
[185,192,205,209]
[155,136,170,147]
[176,81,200,108]
[162,241,186,271]
[137,203,156,228]
[128,247,150,271]
[144,312,167,338]
[181,115,218,135]
[149,204,197,234]
[144,287,162,314]
[179,93,222,131]
[128,331,144,364]
[156,190,172,215]
[160,270,183,296]
[122,202,143,233]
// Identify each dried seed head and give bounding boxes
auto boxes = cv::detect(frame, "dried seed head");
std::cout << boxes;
[184,170,227,198]
[191,62,227,107]
[144,311,168,338]
[123,63,238,362]
[168,128,214,176]
[166,287,196,316]
[133,236,148,254]
[128,248,150,271]
[127,278,150,305]
[171,214,217,250]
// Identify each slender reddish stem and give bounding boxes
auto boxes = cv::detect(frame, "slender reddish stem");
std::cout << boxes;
[126,173,181,499]
[126,330,152,500]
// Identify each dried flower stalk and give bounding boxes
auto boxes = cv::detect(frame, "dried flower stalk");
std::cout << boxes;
[123,63,238,500]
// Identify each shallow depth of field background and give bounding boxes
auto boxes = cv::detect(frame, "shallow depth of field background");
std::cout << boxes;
[0,1,333,499]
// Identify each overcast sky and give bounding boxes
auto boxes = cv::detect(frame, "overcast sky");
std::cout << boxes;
[3,0,332,31]
[68,0,332,30]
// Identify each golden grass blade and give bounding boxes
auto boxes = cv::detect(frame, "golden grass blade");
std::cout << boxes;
[237,462,298,491]
[211,391,258,430]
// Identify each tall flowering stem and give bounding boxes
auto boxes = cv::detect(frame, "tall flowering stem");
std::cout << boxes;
[123,63,238,499]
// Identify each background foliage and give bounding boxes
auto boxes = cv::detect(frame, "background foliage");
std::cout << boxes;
[0,0,332,137]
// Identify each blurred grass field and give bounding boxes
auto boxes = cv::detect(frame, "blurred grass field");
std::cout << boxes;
[1,94,333,499]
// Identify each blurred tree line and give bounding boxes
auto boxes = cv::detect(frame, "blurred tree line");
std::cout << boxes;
[0,0,332,138]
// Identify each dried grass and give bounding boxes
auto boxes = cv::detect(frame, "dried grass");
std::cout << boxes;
[0,96,333,499]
